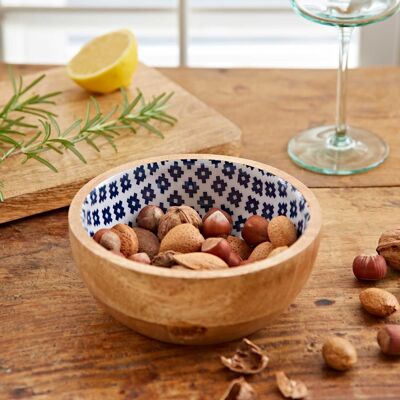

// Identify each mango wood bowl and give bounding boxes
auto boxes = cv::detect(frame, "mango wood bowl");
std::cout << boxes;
[69,154,321,345]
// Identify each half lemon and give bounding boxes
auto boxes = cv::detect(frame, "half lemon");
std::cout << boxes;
[67,29,138,94]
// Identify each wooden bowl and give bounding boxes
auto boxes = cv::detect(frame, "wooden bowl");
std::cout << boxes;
[69,154,321,345]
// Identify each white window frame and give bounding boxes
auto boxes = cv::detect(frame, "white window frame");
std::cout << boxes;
[0,1,399,67]
[359,13,400,65]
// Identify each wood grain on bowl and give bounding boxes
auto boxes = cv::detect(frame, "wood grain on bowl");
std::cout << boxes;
[68,154,321,345]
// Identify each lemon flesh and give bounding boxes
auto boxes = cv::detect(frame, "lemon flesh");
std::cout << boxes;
[67,29,138,94]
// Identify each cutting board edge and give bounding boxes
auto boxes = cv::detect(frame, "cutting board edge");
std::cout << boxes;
[0,140,241,225]
[0,64,243,223]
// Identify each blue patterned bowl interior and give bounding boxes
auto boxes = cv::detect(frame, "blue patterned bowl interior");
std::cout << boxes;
[81,159,310,238]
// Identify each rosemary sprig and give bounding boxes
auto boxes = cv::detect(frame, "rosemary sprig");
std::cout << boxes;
[0,71,177,201]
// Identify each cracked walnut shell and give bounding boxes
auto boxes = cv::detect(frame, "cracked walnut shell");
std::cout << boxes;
[276,371,308,399]
[377,228,400,270]
[220,338,269,374]
[220,377,256,400]
[157,205,202,240]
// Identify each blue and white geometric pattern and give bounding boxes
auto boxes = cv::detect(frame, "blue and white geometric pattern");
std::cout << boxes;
[81,159,310,238]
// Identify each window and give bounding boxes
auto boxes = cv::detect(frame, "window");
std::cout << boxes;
[0,0,398,68]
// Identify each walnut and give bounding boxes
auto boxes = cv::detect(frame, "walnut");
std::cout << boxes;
[276,371,308,399]
[157,205,202,240]
[377,228,400,270]
[220,377,256,400]
[220,338,269,374]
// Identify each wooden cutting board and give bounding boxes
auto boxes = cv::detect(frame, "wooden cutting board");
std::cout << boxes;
[0,64,241,224]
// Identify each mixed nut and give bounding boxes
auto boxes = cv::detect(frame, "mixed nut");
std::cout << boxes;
[348,227,400,361]
[219,339,308,400]
[93,204,298,270]
[92,205,400,398]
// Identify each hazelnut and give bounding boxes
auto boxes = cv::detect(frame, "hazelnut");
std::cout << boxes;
[111,224,139,257]
[201,237,232,263]
[268,216,297,247]
[158,205,202,240]
[132,227,160,258]
[136,205,164,232]
[152,251,180,268]
[159,223,204,253]
[359,288,400,317]
[98,230,121,252]
[128,252,151,265]
[242,215,269,246]
[352,255,387,281]
[202,208,232,238]
[377,228,400,270]
[226,235,251,260]
[225,251,242,267]
[377,325,400,355]
[248,241,274,262]
[322,337,357,371]
[93,228,108,243]
[203,207,233,224]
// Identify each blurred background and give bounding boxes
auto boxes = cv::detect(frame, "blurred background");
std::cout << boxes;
[1,0,399,68]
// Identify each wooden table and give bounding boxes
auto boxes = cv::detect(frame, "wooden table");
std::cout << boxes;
[1,65,400,400]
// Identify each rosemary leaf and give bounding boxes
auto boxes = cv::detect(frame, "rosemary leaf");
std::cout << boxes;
[0,69,177,202]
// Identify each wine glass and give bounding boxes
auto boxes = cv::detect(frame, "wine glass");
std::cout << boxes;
[288,0,400,175]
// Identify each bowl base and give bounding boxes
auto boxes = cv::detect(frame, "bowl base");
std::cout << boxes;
[96,298,284,345]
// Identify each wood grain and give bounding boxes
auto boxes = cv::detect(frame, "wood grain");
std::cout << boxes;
[4,65,400,192]
[68,155,321,345]
[159,67,400,188]
[0,65,241,224]
[1,187,400,399]
[1,65,400,399]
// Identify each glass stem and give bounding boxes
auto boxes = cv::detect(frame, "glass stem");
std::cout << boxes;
[335,26,354,140]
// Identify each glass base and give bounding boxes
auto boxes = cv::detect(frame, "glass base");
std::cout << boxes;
[287,125,389,175]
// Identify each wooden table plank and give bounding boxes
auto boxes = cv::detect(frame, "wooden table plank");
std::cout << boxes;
[1,187,399,399]
[159,67,400,188]
[1,65,399,190]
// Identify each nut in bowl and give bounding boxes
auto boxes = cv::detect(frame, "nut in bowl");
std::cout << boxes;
[68,155,321,345]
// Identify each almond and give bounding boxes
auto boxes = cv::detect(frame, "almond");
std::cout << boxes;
[359,288,400,317]
[268,216,297,247]
[227,235,251,260]
[159,223,204,253]
[322,337,357,371]
[267,246,289,259]
[132,227,160,258]
[111,224,139,257]
[170,265,189,270]
[248,241,274,262]
[173,252,229,270]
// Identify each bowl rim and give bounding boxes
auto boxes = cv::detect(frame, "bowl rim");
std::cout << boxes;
[68,154,321,279]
